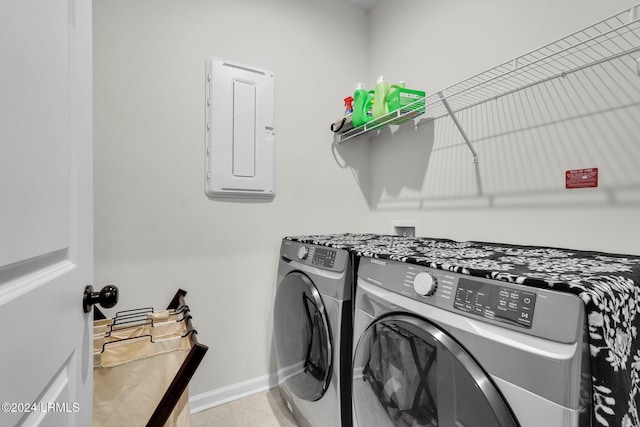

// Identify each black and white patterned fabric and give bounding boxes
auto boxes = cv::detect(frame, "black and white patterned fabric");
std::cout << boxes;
[285,233,640,427]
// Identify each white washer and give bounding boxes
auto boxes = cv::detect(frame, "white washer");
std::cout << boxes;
[274,239,354,427]
[352,257,591,427]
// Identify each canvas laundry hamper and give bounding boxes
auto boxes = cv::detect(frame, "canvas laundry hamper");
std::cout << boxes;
[93,311,192,427]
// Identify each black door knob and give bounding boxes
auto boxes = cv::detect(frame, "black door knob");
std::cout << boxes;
[83,285,119,313]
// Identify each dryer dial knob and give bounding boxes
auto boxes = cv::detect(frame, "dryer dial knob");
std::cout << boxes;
[297,246,309,260]
[414,272,437,297]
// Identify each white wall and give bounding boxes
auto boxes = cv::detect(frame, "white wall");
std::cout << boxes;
[93,0,640,407]
[93,0,370,399]
[362,0,640,255]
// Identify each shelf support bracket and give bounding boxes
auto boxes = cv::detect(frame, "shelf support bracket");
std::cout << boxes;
[630,5,639,22]
[438,91,479,163]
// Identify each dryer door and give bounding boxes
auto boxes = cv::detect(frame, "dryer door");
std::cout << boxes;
[352,314,518,427]
[274,271,332,402]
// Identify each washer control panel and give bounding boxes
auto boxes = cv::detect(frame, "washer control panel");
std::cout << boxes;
[357,256,584,342]
[454,278,536,328]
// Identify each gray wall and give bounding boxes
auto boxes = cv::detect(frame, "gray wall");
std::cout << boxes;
[93,0,640,404]
[362,0,640,253]
[93,0,370,398]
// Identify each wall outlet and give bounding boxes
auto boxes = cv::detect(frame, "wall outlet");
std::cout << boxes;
[392,220,418,237]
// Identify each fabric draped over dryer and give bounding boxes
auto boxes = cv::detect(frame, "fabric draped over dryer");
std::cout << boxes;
[286,233,640,427]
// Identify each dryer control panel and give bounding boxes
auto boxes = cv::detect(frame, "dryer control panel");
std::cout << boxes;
[310,247,337,269]
[280,240,348,273]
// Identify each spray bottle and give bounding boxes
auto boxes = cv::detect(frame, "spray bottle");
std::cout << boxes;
[344,96,354,115]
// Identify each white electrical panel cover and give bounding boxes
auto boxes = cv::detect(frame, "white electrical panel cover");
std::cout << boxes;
[205,58,275,198]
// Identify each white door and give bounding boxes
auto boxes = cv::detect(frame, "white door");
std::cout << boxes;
[0,0,93,425]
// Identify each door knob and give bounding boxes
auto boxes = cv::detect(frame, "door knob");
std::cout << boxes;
[83,285,119,313]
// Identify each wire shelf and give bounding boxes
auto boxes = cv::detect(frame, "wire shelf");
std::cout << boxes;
[335,102,426,142]
[335,4,640,145]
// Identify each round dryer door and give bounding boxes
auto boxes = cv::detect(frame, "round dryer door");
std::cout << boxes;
[352,314,518,427]
[274,271,332,402]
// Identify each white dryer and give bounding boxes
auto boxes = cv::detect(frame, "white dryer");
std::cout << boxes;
[274,239,354,427]
[352,257,591,427]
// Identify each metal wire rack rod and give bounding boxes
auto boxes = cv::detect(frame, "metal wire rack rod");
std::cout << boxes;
[451,45,640,116]
[439,9,640,111]
[437,91,478,164]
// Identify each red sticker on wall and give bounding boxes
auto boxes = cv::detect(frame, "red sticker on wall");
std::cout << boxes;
[566,168,598,189]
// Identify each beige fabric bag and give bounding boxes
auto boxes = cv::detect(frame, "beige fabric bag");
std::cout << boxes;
[93,316,191,427]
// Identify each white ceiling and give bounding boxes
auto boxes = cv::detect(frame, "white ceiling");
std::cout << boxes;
[345,0,380,11]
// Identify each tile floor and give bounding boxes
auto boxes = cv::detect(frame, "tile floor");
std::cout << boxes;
[191,389,299,427]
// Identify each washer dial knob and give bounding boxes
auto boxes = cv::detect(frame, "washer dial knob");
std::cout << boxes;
[414,272,437,297]
[297,246,309,260]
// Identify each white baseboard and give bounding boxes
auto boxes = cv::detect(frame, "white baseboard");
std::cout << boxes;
[189,373,279,414]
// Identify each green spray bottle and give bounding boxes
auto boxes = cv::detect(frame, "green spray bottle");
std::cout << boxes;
[352,82,374,128]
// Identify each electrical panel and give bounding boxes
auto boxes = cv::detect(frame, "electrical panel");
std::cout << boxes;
[205,58,275,198]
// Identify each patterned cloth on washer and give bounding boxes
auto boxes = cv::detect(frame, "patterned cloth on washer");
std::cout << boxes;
[286,233,640,427]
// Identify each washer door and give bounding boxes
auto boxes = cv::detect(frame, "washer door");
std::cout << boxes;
[352,314,518,427]
[274,271,332,402]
